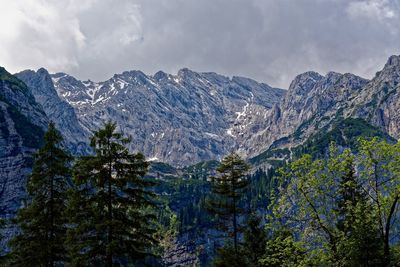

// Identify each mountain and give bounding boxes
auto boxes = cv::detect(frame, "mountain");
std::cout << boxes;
[0,67,48,249]
[2,55,400,262]
[12,55,400,168]
[348,55,400,137]
[15,69,90,155]
[47,68,285,166]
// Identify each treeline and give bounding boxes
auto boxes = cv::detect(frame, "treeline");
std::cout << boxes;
[1,122,159,266]
[2,120,400,267]
[209,139,400,266]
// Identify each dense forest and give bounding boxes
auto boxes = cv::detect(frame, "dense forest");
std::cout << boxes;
[1,121,400,267]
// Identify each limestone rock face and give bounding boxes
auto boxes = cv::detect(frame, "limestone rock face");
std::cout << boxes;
[16,69,91,155]
[0,67,47,251]
[238,70,369,156]
[50,69,285,166]
[347,55,400,138]
[15,56,400,166]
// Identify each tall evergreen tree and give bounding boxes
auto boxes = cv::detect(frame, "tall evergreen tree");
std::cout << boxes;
[336,152,363,234]
[243,213,267,266]
[335,152,384,266]
[207,153,250,252]
[66,121,158,267]
[9,122,71,267]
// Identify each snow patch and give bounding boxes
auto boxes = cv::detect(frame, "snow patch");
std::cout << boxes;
[148,156,159,162]
[226,129,235,137]
[205,132,219,139]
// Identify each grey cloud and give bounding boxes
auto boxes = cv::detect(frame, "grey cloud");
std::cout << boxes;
[1,0,399,88]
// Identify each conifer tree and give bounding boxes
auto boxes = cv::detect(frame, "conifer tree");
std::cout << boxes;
[9,122,71,267]
[243,213,266,266]
[336,151,364,234]
[207,153,250,252]
[66,121,158,267]
[336,151,384,265]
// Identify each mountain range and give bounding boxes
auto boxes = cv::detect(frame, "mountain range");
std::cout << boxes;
[1,55,400,256]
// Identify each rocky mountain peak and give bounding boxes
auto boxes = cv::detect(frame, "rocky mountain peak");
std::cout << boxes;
[231,76,267,89]
[287,71,323,96]
[385,55,400,68]
[153,70,169,81]
[325,71,342,81]
[44,68,285,166]
[375,55,400,85]
[323,72,368,91]
[17,68,56,97]
[16,69,90,155]
[37,67,50,75]
[177,68,198,80]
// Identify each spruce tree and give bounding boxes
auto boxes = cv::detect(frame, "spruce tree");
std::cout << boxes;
[336,152,384,266]
[9,122,71,267]
[207,153,250,252]
[336,153,364,234]
[243,213,266,266]
[66,121,158,267]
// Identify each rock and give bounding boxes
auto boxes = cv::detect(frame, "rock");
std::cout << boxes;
[0,67,47,252]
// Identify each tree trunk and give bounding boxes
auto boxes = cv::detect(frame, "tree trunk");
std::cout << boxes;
[384,194,399,266]
[233,193,237,253]
[106,139,113,267]
[49,147,55,267]
[232,167,238,253]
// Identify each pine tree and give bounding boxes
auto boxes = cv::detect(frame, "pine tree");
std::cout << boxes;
[66,121,158,266]
[243,213,267,266]
[336,152,364,234]
[336,151,384,266]
[9,122,71,267]
[207,153,250,252]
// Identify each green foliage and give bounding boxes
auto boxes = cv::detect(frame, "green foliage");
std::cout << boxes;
[249,148,290,166]
[65,121,159,266]
[335,149,384,266]
[212,244,248,267]
[270,139,400,266]
[8,122,71,267]
[207,153,250,251]
[293,118,395,158]
[150,162,177,175]
[244,168,278,212]
[242,213,267,267]
[0,67,30,95]
[182,160,220,180]
[260,229,308,267]
[357,138,400,265]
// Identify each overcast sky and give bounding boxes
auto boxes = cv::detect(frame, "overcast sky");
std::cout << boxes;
[0,0,399,88]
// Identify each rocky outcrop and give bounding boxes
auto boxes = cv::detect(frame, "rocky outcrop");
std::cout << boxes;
[237,70,369,157]
[15,69,91,155]
[0,67,48,251]
[17,56,400,166]
[348,55,400,138]
[50,68,285,166]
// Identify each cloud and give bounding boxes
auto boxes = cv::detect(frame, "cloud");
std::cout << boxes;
[0,0,88,72]
[0,0,142,74]
[0,0,399,88]
[347,0,396,21]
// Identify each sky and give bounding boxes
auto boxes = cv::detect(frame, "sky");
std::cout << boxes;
[0,0,399,88]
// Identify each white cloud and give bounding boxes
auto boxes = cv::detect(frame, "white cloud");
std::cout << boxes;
[0,0,90,73]
[0,0,399,88]
[346,0,397,21]
[0,0,142,74]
